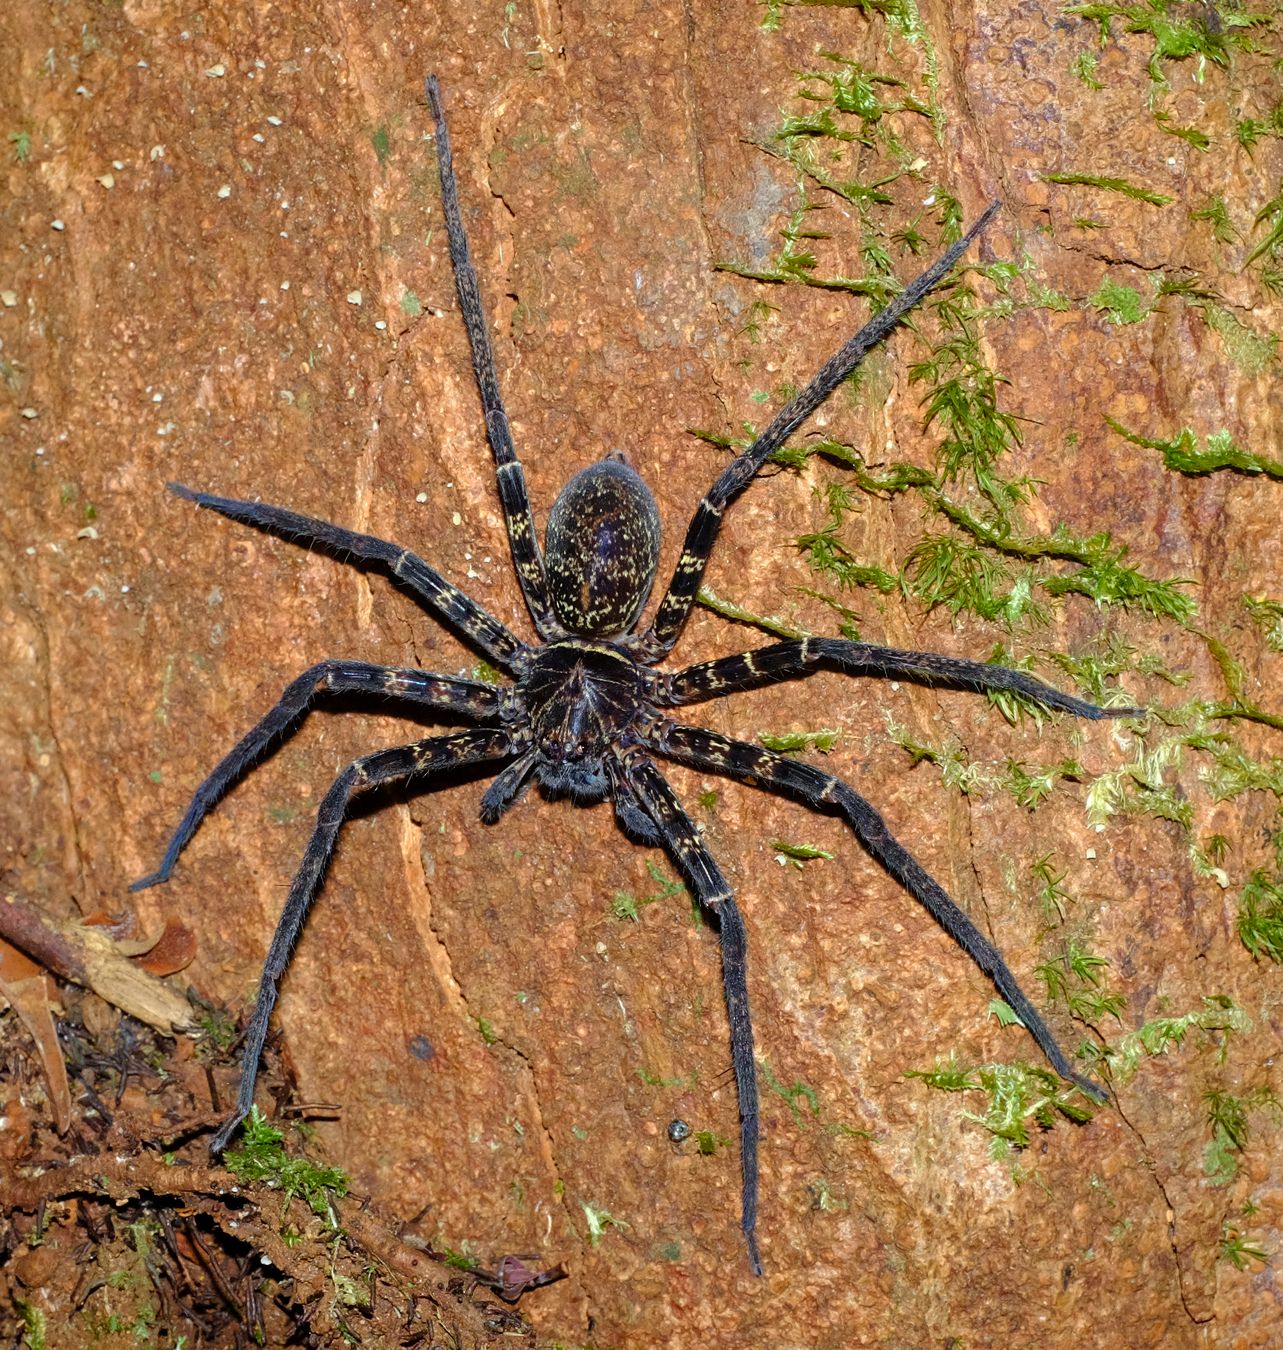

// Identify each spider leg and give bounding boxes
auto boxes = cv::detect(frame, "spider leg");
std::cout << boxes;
[609,749,763,1277]
[133,662,506,892]
[636,203,1000,660]
[425,76,562,641]
[661,637,1145,720]
[168,484,529,671]
[210,726,515,1153]
[644,721,1108,1105]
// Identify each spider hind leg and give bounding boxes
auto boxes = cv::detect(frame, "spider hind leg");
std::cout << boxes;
[208,727,514,1153]
[647,720,1109,1103]
[611,750,764,1277]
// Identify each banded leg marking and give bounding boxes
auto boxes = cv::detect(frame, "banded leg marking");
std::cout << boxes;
[661,637,1144,719]
[168,485,528,669]
[426,77,560,639]
[613,750,764,1276]
[645,721,1108,1103]
[638,204,1001,659]
[210,726,515,1153]
[133,660,502,891]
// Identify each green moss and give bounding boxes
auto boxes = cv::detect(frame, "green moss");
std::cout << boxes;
[1042,171,1174,206]
[1071,50,1105,87]
[1154,109,1211,149]
[796,523,900,596]
[760,1058,821,1126]
[1247,182,1283,264]
[769,839,835,866]
[1202,303,1279,374]
[1242,595,1283,650]
[1001,758,1085,809]
[1220,1222,1270,1268]
[694,1129,731,1156]
[758,728,840,754]
[1090,280,1150,324]
[17,1300,45,1350]
[611,861,690,923]
[907,1058,1098,1157]
[1041,549,1196,622]
[1237,870,1283,961]
[1107,421,1283,486]
[1203,1086,1280,1185]
[194,1007,238,1054]
[1035,939,1127,1021]
[1031,855,1076,923]
[885,718,983,794]
[908,291,1028,510]
[579,1200,629,1246]
[1064,2,1271,83]
[1079,996,1250,1084]
[223,1107,349,1228]
[1235,100,1283,150]
[1190,195,1238,245]
[695,584,811,639]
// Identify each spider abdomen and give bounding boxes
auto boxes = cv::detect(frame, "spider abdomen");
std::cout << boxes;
[544,456,661,637]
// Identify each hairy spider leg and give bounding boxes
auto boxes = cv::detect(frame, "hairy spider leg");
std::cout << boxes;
[637,202,1002,661]
[611,750,763,1276]
[646,721,1110,1104]
[131,661,502,892]
[208,727,517,1153]
[426,77,563,641]
[661,636,1146,720]
[165,485,529,671]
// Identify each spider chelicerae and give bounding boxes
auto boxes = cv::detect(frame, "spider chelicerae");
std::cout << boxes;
[135,77,1142,1276]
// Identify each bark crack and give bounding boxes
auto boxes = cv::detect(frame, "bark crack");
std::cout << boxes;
[397,809,576,1269]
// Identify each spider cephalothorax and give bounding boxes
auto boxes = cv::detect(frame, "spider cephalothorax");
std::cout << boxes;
[135,77,1143,1276]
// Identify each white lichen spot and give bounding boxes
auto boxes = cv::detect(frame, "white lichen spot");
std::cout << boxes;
[346,290,363,306]
[217,185,231,199]
[205,63,226,77]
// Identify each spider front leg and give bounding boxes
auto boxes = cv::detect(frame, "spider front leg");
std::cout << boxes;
[609,750,763,1277]
[133,662,505,891]
[425,77,562,641]
[662,637,1145,721]
[636,204,1001,660]
[646,722,1108,1105]
[209,726,515,1153]
[168,484,529,670]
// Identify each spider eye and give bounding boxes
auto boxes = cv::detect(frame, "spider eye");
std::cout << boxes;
[545,457,661,637]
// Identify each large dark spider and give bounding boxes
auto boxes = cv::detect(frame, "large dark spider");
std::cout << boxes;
[135,78,1142,1275]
